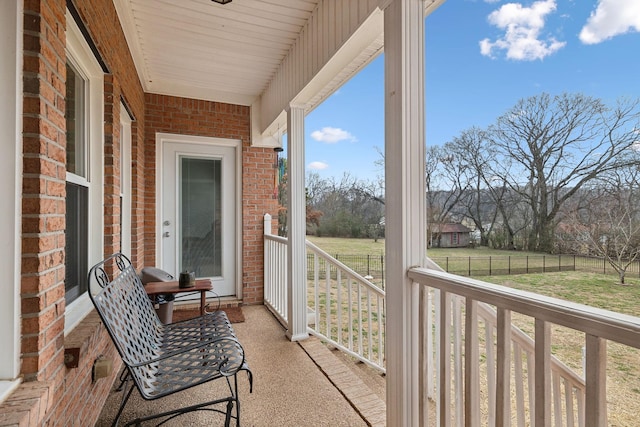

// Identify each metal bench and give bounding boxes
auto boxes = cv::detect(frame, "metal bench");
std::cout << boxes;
[88,253,253,426]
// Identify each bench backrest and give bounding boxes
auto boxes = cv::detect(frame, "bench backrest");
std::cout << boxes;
[88,253,163,366]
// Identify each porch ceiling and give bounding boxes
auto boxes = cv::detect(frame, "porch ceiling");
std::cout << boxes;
[114,0,322,107]
[114,0,445,136]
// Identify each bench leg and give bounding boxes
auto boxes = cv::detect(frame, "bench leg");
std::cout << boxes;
[224,400,233,426]
[233,374,241,427]
[119,396,236,426]
[115,368,130,392]
[112,381,136,427]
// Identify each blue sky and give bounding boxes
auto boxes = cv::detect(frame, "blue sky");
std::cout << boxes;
[302,0,640,182]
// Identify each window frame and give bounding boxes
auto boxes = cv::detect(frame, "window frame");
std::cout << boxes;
[64,10,104,334]
[120,103,132,256]
[65,59,88,179]
[0,0,22,396]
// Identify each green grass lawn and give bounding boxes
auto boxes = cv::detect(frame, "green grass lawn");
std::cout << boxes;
[491,271,640,317]
[307,236,546,257]
[307,236,386,255]
[306,236,640,315]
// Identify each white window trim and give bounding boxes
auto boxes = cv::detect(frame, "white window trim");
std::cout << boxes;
[120,103,132,256]
[0,0,23,400]
[64,10,104,335]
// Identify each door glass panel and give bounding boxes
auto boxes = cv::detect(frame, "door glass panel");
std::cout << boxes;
[180,157,222,277]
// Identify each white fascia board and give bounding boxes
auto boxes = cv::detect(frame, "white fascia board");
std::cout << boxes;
[148,78,257,106]
[251,98,286,148]
[257,7,384,137]
[293,9,384,108]
[425,0,447,15]
[113,0,150,91]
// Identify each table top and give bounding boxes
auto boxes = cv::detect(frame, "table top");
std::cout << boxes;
[144,279,213,295]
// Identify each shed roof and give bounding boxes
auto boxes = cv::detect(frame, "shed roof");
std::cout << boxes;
[432,223,472,233]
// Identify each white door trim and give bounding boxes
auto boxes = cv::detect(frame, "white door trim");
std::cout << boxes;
[155,132,242,298]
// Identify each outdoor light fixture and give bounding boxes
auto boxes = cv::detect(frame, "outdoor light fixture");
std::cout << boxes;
[212,0,232,4]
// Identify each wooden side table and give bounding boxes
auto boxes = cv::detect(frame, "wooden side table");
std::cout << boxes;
[144,279,213,316]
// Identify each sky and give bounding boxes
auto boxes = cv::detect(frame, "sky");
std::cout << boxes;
[301,0,640,182]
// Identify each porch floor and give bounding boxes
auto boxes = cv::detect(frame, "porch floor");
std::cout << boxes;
[95,305,386,426]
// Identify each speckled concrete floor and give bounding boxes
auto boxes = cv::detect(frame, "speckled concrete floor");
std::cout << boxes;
[95,305,373,426]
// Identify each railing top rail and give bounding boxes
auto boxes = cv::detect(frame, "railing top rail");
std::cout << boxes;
[264,234,288,244]
[409,267,640,349]
[306,240,385,297]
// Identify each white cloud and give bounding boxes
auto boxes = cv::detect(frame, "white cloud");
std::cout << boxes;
[310,127,357,144]
[632,129,640,151]
[480,0,566,61]
[308,161,329,170]
[579,0,640,44]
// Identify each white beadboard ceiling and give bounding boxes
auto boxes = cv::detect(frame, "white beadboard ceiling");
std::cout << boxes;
[115,0,323,106]
[114,0,445,134]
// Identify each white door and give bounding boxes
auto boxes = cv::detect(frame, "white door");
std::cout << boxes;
[158,134,239,297]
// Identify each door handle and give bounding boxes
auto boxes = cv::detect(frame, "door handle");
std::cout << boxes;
[163,231,170,238]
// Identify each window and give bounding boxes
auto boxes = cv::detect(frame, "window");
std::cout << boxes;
[64,11,104,332]
[451,232,459,246]
[65,61,86,177]
[64,60,89,304]
[64,182,88,302]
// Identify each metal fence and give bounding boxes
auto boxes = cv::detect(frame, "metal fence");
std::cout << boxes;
[428,254,578,277]
[573,255,640,277]
[308,253,640,284]
[307,253,385,288]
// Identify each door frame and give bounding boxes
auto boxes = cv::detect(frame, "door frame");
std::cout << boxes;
[155,132,242,298]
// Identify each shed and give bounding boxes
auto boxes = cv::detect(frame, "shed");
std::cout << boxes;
[430,223,472,248]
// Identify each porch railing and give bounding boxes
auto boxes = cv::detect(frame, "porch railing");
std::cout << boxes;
[263,231,288,325]
[263,222,385,372]
[412,263,640,426]
[305,240,386,372]
[263,216,640,424]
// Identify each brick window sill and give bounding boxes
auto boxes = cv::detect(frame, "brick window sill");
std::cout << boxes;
[0,381,53,426]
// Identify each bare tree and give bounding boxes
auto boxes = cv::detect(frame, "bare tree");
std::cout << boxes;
[562,165,640,284]
[444,127,500,246]
[489,92,640,252]
[492,183,533,250]
[426,145,468,223]
[306,172,385,238]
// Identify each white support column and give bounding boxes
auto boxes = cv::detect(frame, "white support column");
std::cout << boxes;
[285,104,309,342]
[0,0,22,395]
[382,0,427,425]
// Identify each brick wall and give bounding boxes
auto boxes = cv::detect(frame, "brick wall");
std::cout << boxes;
[145,94,279,305]
[22,0,68,385]
[70,0,147,267]
[7,0,279,424]
[12,0,147,425]
[42,313,121,425]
